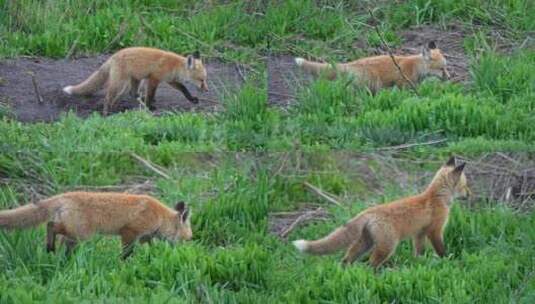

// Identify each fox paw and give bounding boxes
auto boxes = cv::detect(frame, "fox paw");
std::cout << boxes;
[189,97,199,104]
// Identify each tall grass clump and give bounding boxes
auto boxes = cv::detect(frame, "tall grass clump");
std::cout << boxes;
[222,83,276,150]
[470,51,535,103]
[292,77,361,147]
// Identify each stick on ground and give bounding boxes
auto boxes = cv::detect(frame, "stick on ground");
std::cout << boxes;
[279,208,328,239]
[28,72,44,104]
[303,182,344,208]
[376,138,448,151]
[129,152,170,179]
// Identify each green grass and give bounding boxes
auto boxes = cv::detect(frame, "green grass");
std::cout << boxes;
[1,0,535,302]
[1,152,535,303]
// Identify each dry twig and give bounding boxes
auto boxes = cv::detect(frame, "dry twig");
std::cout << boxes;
[28,71,44,104]
[303,182,344,208]
[376,138,448,151]
[279,208,328,239]
[367,9,419,95]
[129,153,170,179]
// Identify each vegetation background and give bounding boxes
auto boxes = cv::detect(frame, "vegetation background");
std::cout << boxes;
[0,0,534,302]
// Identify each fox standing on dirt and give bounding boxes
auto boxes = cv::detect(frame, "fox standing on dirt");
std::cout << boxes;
[293,157,470,269]
[0,192,192,259]
[294,41,449,93]
[63,47,208,115]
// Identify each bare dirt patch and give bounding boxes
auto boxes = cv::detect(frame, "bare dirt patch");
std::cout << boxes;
[267,55,310,107]
[0,56,246,122]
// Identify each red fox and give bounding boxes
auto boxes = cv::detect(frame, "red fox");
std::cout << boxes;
[63,47,208,115]
[294,41,449,93]
[0,192,192,259]
[293,157,470,269]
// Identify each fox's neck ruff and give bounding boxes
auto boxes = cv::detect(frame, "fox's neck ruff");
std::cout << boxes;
[424,167,456,205]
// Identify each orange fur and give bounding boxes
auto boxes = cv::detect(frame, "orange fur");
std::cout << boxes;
[295,42,449,92]
[0,192,192,259]
[63,47,208,115]
[293,157,470,269]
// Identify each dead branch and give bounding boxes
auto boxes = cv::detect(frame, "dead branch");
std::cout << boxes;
[235,63,247,82]
[198,97,221,105]
[303,182,344,208]
[279,208,328,239]
[376,138,448,151]
[69,180,155,194]
[129,152,170,179]
[367,9,419,95]
[28,71,44,104]
[268,91,295,99]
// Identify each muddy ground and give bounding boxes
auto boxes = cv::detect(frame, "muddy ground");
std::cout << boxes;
[267,24,471,105]
[0,55,245,122]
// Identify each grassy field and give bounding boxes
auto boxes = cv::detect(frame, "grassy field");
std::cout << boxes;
[1,0,535,303]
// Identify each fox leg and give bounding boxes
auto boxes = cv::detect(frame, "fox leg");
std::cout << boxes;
[46,222,57,253]
[60,237,78,256]
[369,239,397,269]
[47,222,71,253]
[143,78,160,110]
[119,227,141,260]
[130,78,140,98]
[427,229,446,257]
[169,81,199,104]
[341,234,373,265]
[413,231,426,257]
[104,71,130,115]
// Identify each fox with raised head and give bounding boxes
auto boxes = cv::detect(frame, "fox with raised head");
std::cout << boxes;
[63,47,208,115]
[294,41,449,93]
[0,192,192,259]
[293,157,470,269]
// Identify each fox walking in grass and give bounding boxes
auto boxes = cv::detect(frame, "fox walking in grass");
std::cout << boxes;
[0,192,192,259]
[293,157,470,269]
[294,41,449,93]
[63,47,208,115]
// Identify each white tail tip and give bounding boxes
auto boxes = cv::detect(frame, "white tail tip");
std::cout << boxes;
[292,240,308,252]
[63,86,73,95]
[295,57,305,66]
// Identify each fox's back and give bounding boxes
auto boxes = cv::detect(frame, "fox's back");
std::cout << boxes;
[110,47,185,79]
[343,55,420,86]
[363,193,435,239]
[41,192,165,235]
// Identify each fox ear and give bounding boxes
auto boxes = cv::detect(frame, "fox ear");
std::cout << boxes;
[193,50,200,59]
[175,201,185,213]
[451,163,466,180]
[181,209,189,222]
[428,41,437,49]
[186,55,194,70]
[422,45,431,61]
[445,156,456,167]
[453,163,466,173]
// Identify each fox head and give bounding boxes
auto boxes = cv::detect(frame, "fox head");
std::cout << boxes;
[429,156,471,202]
[421,41,450,80]
[185,51,208,93]
[164,201,192,242]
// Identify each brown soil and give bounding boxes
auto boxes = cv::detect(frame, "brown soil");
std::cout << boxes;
[0,55,246,122]
[267,55,313,106]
